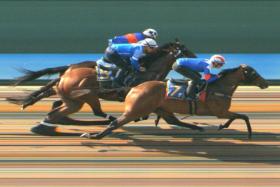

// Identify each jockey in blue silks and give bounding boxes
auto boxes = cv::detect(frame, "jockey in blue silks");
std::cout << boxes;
[109,28,158,45]
[172,54,226,99]
[100,38,158,86]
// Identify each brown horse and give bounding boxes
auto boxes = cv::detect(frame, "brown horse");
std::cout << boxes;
[81,64,269,140]
[8,42,197,135]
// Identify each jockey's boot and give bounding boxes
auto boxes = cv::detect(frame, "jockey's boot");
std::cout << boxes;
[113,69,127,88]
[186,80,197,100]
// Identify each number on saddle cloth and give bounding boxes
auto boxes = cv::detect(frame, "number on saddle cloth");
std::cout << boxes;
[166,79,205,100]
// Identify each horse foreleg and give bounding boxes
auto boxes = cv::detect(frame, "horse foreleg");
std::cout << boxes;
[217,112,252,139]
[85,95,116,122]
[81,120,119,139]
[155,109,203,131]
[218,118,235,130]
[155,115,161,127]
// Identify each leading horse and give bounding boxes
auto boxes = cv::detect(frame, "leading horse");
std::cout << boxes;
[81,64,269,140]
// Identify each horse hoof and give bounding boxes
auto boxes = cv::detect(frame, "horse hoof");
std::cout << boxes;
[218,124,224,131]
[80,133,91,139]
[31,123,59,136]
[80,133,101,139]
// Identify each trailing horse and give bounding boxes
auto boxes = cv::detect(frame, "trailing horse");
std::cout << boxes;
[8,41,197,135]
[81,64,269,140]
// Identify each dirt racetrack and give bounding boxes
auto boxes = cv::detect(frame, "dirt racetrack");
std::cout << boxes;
[0,86,279,186]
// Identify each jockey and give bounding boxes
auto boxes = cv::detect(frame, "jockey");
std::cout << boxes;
[102,38,158,86]
[172,54,226,99]
[109,28,158,45]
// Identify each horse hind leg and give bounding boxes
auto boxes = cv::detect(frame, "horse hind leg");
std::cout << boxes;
[155,109,203,131]
[81,113,134,139]
[81,98,163,139]
[23,78,60,110]
[44,97,112,127]
[81,83,164,139]
[22,88,57,110]
[31,99,84,136]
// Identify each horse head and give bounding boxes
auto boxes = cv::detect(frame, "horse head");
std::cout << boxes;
[239,64,269,89]
[216,64,269,89]
[143,39,196,62]
[134,40,196,85]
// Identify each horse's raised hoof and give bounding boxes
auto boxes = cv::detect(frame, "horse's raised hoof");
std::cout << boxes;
[31,123,59,136]
[80,133,91,139]
[80,133,102,139]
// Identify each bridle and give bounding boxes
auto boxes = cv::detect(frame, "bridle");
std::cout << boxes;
[240,65,259,84]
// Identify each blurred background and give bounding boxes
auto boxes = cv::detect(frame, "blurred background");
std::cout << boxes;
[0,0,279,82]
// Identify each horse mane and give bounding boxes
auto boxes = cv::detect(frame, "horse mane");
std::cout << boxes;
[139,42,174,68]
[218,67,240,78]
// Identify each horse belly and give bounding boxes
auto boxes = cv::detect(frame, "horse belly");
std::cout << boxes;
[124,82,166,118]
[160,99,188,114]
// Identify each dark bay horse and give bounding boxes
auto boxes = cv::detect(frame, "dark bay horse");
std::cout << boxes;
[8,42,197,135]
[81,64,269,140]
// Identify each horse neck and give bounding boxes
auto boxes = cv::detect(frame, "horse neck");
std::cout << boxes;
[209,68,244,97]
[140,53,175,81]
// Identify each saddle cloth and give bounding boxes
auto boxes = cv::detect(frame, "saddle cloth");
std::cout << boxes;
[96,58,117,81]
[96,58,135,89]
[166,79,189,100]
[166,79,207,102]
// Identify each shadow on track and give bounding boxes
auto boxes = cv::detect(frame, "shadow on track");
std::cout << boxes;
[81,124,280,165]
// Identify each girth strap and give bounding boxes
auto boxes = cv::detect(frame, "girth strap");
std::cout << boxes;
[210,91,232,99]
[188,100,197,115]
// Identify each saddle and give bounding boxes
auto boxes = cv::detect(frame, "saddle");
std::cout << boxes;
[96,58,135,89]
[166,79,207,101]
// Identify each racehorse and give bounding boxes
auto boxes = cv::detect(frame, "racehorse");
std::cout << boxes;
[81,64,269,140]
[8,41,197,135]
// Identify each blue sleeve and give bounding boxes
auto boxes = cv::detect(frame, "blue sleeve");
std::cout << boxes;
[206,75,218,83]
[203,65,218,83]
[203,65,211,75]
[129,46,143,71]
[135,33,145,41]
[112,36,128,44]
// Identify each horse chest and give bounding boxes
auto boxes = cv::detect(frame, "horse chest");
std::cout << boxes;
[205,96,232,115]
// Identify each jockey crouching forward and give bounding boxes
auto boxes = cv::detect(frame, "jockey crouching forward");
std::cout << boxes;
[102,38,159,87]
[172,54,226,100]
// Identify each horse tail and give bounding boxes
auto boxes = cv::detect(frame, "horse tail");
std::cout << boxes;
[14,65,69,85]
[7,78,60,110]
